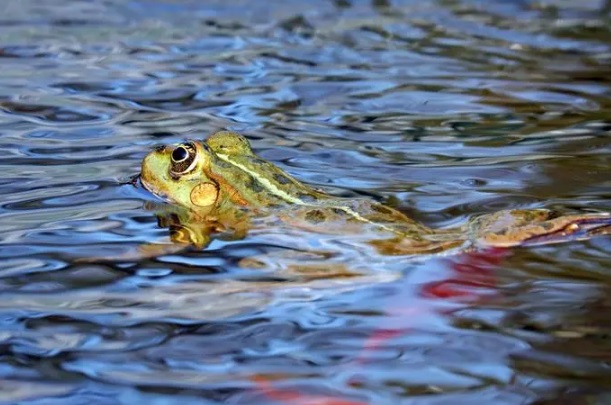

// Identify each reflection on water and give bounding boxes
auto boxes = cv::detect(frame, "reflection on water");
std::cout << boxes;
[0,0,610,403]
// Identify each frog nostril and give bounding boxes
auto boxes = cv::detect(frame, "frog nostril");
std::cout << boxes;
[154,145,166,153]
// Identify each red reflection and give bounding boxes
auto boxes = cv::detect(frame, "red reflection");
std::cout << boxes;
[422,247,507,300]
[251,375,367,405]
[250,248,508,404]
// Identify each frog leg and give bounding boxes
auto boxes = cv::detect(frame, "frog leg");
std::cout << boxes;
[98,207,251,263]
[469,209,611,248]
[120,221,214,262]
[369,237,466,256]
[75,211,215,264]
[75,223,217,264]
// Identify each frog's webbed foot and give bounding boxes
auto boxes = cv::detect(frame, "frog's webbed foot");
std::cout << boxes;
[470,209,611,248]
[76,217,214,264]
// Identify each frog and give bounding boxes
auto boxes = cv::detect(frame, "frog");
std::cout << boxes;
[139,131,610,260]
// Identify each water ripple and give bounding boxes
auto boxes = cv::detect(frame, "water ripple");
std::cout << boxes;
[0,0,610,403]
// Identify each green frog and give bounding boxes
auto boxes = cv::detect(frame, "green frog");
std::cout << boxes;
[139,131,610,259]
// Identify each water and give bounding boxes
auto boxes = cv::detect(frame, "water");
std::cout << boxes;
[0,0,610,403]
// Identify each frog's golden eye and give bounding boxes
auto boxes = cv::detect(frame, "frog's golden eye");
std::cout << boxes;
[170,142,197,175]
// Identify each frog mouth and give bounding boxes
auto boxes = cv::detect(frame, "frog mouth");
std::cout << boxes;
[139,175,170,202]
[123,172,170,202]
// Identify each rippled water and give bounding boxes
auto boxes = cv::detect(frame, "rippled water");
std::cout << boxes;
[1,0,610,403]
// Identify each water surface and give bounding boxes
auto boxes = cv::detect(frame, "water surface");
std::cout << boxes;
[0,0,610,404]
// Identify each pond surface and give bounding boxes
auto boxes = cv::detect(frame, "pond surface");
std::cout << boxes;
[1,0,610,403]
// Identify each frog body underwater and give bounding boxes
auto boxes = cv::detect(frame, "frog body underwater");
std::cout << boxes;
[139,131,610,256]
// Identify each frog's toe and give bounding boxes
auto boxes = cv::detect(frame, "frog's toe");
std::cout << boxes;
[521,213,610,246]
[473,211,610,248]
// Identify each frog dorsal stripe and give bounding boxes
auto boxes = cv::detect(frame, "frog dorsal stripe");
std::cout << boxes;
[216,152,305,205]
[215,152,401,234]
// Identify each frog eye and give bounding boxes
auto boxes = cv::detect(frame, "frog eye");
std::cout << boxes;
[170,142,197,175]
[172,146,189,163]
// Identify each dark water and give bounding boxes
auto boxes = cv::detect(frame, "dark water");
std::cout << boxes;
[1,0,610,403]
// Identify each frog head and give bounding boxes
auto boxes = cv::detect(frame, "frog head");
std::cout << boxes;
[141,140,223,211]
[140,131,306,212]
